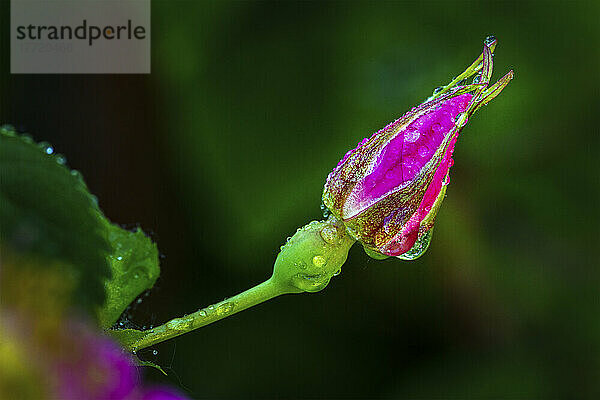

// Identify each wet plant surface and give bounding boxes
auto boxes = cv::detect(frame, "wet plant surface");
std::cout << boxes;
[1,1,598,398]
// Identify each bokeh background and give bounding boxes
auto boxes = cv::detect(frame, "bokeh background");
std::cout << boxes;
[1,0,598,398]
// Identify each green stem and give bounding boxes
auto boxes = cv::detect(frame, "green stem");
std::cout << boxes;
[111,215,356,352]
[118,278,284,352]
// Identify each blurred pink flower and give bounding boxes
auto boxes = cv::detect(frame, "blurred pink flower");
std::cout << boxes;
[0,314,188,400]
[52,324,189,400]
[53,324,138,400]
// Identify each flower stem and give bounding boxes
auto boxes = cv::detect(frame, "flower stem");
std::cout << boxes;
[117,278,285,352]
[111,215,355,352]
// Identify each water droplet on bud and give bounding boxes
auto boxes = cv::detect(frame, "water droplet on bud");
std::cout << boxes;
[312,255,326,268]
[484,35,497,46]
[431,123,442,133]
[404,129,420,143]
[454,113,468,128]
[294,260,307,270]
[398,229,433,260]
[320,202,331,218]
[442,173,450,185]
[320,224,338,243]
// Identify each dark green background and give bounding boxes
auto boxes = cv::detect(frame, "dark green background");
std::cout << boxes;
[1,0,598,398]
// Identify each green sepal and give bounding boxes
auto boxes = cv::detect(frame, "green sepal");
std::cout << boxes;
[363,245,390,260]
[271,216,356,293]
[473,70,515,113]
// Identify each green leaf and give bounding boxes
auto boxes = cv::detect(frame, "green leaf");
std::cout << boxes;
[97,223,160,328]
[0,126,111,312]
[133,355,168,376]
[0,126,162,326]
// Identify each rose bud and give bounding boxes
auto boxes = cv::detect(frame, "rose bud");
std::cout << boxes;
[322,36,513,260]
